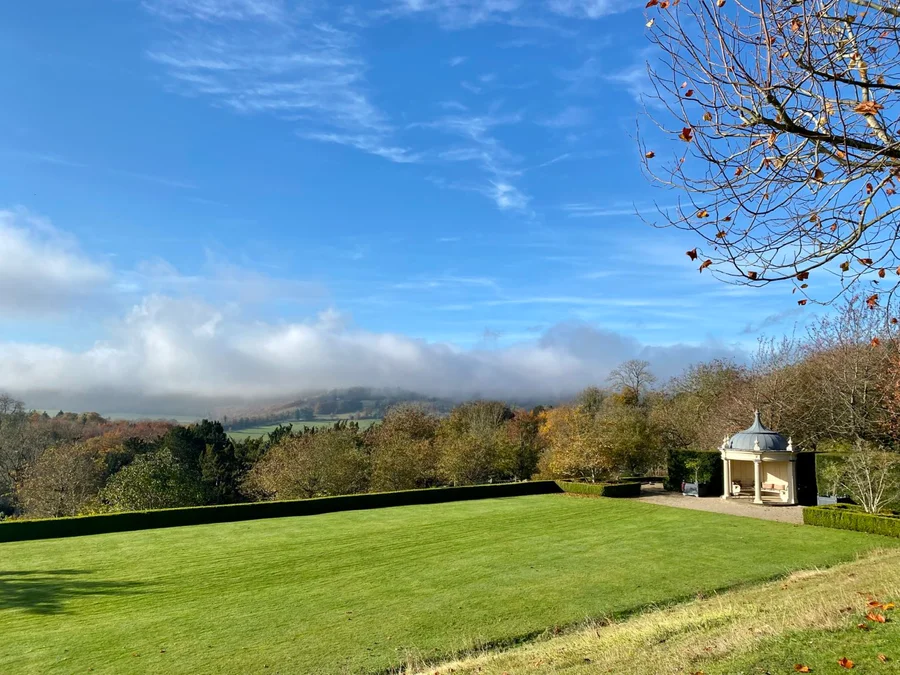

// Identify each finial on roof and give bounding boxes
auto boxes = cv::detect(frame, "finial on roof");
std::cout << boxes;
[787,437,793,452]
[753,438,760,452]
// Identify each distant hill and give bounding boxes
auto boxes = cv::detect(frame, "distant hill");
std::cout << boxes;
[213,387,566,431]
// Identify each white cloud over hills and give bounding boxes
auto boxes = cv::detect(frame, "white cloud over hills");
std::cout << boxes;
[0,209,746,413]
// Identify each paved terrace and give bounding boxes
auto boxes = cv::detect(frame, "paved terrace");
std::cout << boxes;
[637,483,804,524]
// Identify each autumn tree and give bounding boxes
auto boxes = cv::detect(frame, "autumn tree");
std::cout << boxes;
[436,401,517,485]
[643,0,900,305]
[368,404,441,491]
[242,427,369,500]
[606,360,656,402]
[17,442,107,517]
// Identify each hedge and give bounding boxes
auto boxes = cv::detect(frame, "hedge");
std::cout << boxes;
[556,481,642,498]
[0,481,563,544]
[803,503,900,538]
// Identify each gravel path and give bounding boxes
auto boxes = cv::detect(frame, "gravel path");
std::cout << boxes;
[637,484,804,524]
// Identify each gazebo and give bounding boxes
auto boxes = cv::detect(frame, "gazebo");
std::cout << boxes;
[719,411,798,505]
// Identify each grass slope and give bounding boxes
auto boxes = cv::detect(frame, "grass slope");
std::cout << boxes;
[227,418,379,440]
[0,495,896,674]
[427,548,900,675]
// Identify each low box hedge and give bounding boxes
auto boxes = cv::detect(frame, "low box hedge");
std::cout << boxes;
[803,503,900,538]
[0,480,563,543]
[556,481,642,498]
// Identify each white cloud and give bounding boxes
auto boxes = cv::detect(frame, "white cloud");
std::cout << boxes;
[0,210,110,316]
[0,294,744,412]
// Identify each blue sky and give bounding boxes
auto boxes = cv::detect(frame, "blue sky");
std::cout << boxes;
[0,0,810,413]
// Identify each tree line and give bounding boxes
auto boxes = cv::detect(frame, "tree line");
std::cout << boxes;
[2,300,900,519]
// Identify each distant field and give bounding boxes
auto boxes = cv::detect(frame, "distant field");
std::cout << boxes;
[1,495,895,674]
[228,418,380,439]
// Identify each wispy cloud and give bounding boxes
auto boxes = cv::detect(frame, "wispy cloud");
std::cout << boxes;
[546,0,642,19]
[391,275,499,291]
[417,112,530,211]
[446,55,467,66]
[8,150,196,190]
[382,0,525,29]
[7,151,89,169]
[143,0,287,22]
[564,203,639,218]
[144,2,412,163]
[540,105,592,129]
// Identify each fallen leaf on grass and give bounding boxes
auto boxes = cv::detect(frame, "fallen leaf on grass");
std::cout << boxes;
[867,611,887,623]
[878,653,889,662]
[794,665,811,673]
[838,656,854,669]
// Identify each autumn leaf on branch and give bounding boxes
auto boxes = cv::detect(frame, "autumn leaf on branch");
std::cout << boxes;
[699,259,712,272]
[796,271,809,281]
[747,271,758,280]
[866,294,879,309]
[640,0,900,304]
[798,299,808,306]
[645,150,656,158]
[686,248,698,261]
[854,100,884,115]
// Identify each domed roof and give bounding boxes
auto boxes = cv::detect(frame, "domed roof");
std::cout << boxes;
[727,411,789,451]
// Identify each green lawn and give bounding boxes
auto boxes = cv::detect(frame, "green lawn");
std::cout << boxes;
[0,495,896,674]
[227,418,380,440]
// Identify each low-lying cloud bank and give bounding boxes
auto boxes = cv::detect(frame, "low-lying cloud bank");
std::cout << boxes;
[1,295,745,415]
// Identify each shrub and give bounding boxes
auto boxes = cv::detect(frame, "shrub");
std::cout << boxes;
[556,481,641,498]
[803,503,900,538]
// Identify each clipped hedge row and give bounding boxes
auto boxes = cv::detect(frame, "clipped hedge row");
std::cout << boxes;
[556,481,642,498]
[803,503,900,538]
[0,481,563,544]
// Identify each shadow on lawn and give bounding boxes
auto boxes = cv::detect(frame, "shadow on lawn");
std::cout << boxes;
[0,569,147,615]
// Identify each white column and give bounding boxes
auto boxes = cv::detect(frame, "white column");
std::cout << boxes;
[721,454,731,499]
[753,457,763,504]
[788,459,798,505]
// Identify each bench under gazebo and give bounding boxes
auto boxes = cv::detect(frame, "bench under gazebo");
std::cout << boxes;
[719,411,798,505]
